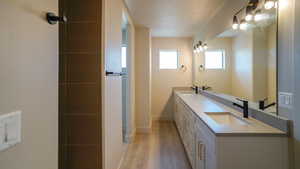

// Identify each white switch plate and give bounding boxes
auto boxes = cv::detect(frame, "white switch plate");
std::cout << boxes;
[279,92,293,109]
[0,111,22,152]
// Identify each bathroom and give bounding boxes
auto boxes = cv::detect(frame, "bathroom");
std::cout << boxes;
[0,0,299,169]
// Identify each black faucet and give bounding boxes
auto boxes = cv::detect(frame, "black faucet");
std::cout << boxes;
[191,85,199,94]
[259,98,276,110]
[202,86,211,90]
[233,98,249,118]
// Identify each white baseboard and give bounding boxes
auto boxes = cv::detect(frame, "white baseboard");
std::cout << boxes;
[124,128,136,143]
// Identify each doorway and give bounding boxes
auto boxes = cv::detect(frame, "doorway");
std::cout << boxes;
[121,12,135,143]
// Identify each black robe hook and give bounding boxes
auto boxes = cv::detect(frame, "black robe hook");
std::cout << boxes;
[46,12,67,25]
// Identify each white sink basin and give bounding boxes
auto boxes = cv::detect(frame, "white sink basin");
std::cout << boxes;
[205,112,249,125]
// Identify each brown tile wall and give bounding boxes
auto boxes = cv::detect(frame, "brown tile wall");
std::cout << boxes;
[59,0,102,168]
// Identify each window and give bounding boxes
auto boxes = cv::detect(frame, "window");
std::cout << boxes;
[204,50,225,69]
[159,50,178,69]
[122,46,127,68]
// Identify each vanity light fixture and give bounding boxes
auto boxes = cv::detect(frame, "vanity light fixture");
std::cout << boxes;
[240,19,248,30]
[199,46,204,52]
[194,41,207,53]
[264,0,275,9]
[232,15,239,30]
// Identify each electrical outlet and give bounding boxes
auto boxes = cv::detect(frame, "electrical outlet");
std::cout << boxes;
[278,92,293,108]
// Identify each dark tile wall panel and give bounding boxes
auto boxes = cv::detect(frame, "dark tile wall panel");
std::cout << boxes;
[59,0,102,168]
[68,54,99,83]
[67,115,99,145]
[66,145,99,169]
[67,84,99,115]
[66,23,98,52]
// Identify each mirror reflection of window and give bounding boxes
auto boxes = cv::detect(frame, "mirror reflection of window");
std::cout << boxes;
[122,46,127,68]
[204,50,225,69]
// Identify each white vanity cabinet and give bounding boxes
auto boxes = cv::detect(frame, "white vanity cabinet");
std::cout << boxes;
[174,94,288,169]
[174,96,196,169]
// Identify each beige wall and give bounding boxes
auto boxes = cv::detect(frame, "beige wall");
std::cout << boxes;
[267,24,277,104]
[231,31,254,101]
[135,27,152,132]
[194,38,233,94]
[151,37,193,121]
[252,28,268,102]
[0,0,58,169]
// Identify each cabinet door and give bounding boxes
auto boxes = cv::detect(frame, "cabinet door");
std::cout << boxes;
[196,136,206,169]
[195,122,217,169]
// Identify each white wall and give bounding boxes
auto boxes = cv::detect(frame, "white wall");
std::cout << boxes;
[102,0,125,168]
[0,0,58,169]
[135,27,152,132]
[194,38,233,94]
[151,37,193,121]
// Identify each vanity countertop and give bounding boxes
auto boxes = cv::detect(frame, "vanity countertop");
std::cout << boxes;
[175,91,286,136]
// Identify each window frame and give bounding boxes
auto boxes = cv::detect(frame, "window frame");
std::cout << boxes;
[158,49,179,70]
[204,49,226,70]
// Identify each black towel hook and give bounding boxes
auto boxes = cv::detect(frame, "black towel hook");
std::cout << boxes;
[46,12,67,25]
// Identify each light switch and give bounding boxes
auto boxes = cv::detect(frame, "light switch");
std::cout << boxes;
[279,92,293,109]
[0,111,22,152]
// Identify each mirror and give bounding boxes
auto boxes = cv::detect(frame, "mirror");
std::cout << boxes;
[193,3,278,116]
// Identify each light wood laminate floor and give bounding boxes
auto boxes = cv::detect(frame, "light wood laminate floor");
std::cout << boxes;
[120,122,192,169]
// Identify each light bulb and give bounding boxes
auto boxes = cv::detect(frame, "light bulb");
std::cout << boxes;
[254,10,264,21]
[232,15,239,30]
[240,20,248,30]
[278,0,288,9]
[232,23,239,30]
[196,45,201,53]
[245,14,253,21]
[199,46,204,52]
[265,0,275,9]
[203,44,208,50]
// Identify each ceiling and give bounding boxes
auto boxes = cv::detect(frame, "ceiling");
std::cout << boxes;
[125,0,228,37]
